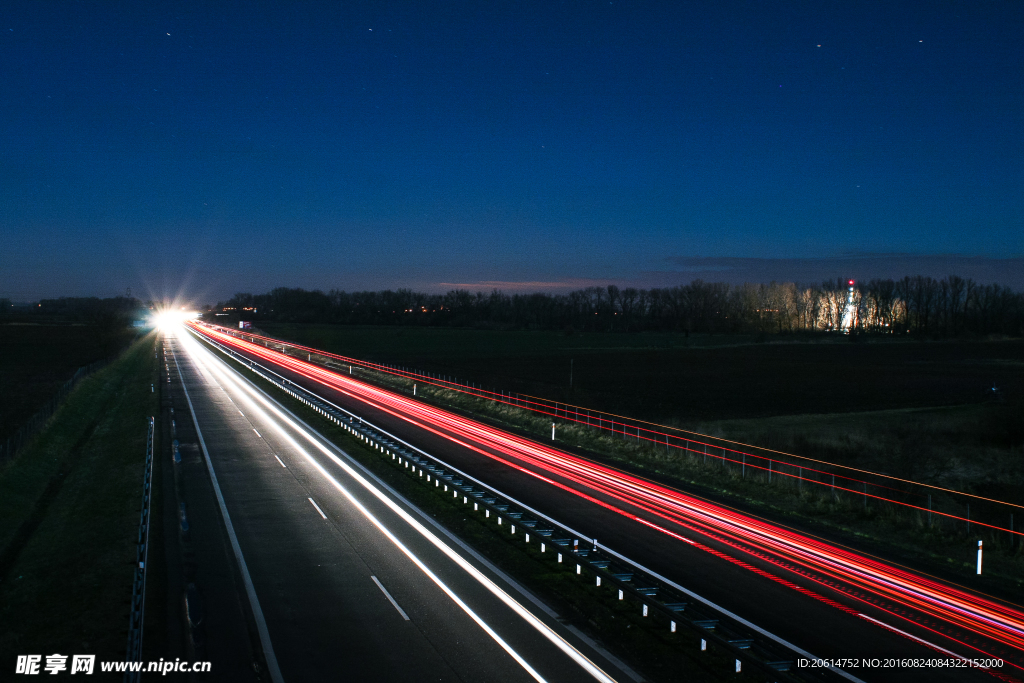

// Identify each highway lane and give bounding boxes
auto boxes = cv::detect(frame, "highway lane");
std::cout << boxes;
[189,322,1024,683]
[167,327,629,683]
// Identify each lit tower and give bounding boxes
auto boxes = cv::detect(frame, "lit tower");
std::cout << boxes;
[840,279,857,332]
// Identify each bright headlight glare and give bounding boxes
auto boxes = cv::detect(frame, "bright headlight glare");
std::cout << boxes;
[154,309,198,330]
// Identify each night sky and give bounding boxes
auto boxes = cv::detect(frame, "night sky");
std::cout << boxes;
[2,1,1022,302]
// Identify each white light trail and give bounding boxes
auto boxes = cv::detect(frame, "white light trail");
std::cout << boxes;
[175,328,616,683]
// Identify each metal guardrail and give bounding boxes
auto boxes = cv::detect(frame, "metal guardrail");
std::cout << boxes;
[198,332,852,683]
[124,417,156,682]
[205,323,1023,543]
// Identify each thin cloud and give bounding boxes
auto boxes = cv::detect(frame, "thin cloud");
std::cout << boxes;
[654,255,1024,289]
[436,278,618,292]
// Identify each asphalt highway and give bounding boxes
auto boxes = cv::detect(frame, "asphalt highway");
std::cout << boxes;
[186,322,1024,683]
[165,327,634,683]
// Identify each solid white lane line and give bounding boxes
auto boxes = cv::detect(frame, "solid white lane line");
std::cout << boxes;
[254,428,262,437]
[182,332,613,683]
[308,497,327,519]
[274,455,287,468]
[371,575,411,621]
[171,339,285,683]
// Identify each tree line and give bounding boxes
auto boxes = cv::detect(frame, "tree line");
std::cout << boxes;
[220,276,1024,337]
[3,296,145,329]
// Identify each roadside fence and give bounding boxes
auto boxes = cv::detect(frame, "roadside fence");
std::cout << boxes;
[203,323,1024,549]
[0,358,110,466]
[124,417,156,682]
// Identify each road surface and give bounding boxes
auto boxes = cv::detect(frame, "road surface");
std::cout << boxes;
[184,322,1024,683]
[161,327,635,682]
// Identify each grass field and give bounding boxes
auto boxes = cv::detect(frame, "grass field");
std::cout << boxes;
[258,322,1023,498]
[0,334,158,667]
[258,322,1024,422]
[0,323,137,442]
[702,403,1024,501]
[255,322,1024,598]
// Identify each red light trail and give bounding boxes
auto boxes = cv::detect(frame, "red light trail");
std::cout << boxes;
[189,322,1024,674]
[210,325,1024,535]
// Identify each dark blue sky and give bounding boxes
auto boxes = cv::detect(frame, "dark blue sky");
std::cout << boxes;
[2,1,1022,302]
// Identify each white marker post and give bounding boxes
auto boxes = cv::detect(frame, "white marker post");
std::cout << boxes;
[551,423,556,440]
[977,540,983,575]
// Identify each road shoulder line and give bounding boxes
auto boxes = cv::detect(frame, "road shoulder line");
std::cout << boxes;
[174,347,286,683]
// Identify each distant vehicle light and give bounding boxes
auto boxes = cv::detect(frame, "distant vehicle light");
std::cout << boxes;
[154,308,199,331]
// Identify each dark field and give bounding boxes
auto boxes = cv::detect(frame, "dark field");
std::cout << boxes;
[0,338,158,665]
[254,323,1024,593]
[0,324,136,442]
[258,323,1024,423]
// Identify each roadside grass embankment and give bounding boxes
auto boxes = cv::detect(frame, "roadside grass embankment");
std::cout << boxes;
[0,335,159,667]
[0,323,137,443]
[330,361,1024,601]
[208,342,756,683]
[257,322,1024,422]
